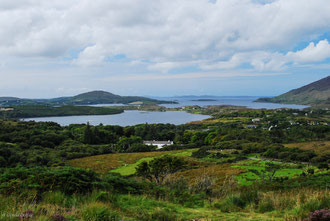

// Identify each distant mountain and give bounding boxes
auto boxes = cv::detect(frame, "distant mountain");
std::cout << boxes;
[0,97,20,102]
[0,90,174,106]
[256,76,330,107]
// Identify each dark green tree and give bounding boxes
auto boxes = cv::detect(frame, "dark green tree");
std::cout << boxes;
[83,122,93,144]
[135,155,186,185]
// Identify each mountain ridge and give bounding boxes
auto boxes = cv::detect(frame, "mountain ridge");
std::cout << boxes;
[0,90,174,106]
[256,76,330,107]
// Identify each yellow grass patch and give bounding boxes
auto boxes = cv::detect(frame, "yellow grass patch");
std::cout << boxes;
[173,163,243,186]
[68,149,194,174]
[285,141,330,154]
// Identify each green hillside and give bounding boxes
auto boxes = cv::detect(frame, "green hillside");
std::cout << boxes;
[256,75,330,107]
[0,90,173,106]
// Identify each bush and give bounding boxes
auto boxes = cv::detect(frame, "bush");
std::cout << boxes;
[214,195,245,212]
[104,173,144,194]
[51,214,67,221]
[0,166,102,195]
[306,209,330,221]
[317,163,329,170]
[239,190,259,205]
[258,198,274,213]
[191,147,210,158]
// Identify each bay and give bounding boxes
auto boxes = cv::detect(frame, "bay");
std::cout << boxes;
[24,110,210,126]
[154,96,308,109]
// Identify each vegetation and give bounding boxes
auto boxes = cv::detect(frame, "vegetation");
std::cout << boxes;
[0,106,329,220]
[0,105,123,118]
[0,90,175,107]
[136,155,186,184]
[256,75,330,107]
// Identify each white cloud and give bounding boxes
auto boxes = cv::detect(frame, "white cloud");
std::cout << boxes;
[287,40,330,63]
[0,0,330,72]
[101,71,288,81]
[201,39,330,71]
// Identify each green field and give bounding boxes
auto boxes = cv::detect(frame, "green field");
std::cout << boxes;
[110,149,195,175]
[69,149,196,174]
[233,159,306,185]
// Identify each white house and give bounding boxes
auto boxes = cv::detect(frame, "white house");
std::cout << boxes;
[143,140,174,149]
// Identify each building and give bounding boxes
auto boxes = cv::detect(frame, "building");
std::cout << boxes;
[143,140,174,149]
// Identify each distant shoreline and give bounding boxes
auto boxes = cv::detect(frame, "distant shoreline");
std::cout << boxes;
[191,99,217,101]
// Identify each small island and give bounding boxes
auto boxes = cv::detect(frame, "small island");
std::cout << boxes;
[0,105,123,118]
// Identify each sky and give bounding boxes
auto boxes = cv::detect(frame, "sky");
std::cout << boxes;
[0,0,330,98]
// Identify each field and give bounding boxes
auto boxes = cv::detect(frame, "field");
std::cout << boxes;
[285,141,330,154]
[62,149,330,220]
[69,149,321,188]
[69,149,196,174]
[234,159,305,185]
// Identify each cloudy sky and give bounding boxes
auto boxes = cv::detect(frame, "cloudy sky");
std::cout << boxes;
[1,0,330,98]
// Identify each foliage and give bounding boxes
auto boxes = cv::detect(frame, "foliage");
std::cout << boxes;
[306,209,330,221]
[0,105,123,118]
[136,155,186,184]
[0,166,101,195]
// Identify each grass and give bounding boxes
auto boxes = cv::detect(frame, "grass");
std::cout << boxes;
[110,156,156,176]
[233,159,308,185]
[285,141,330,154]
[105,149,195,176]
[173,163,243,186]
[69,149,195,174]
[1,188,328,220]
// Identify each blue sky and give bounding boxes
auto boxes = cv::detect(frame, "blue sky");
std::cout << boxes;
[0,0,330,98]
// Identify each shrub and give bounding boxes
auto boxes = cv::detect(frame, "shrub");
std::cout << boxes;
[239,190,259,205]
[51,214,67,221]
[306,209,330,221]
[191,147,210,158]
[214,195,245,212]
[258,198,274,213]
[0,166,102,195]
[104,173,144,194]
[317,163,329,170]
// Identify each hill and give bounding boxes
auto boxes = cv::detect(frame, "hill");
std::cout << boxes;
[256,75,330,107]
[0,90,173,106]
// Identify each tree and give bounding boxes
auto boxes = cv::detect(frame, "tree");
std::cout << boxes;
[83,122,93,144]
[135,155,186,185]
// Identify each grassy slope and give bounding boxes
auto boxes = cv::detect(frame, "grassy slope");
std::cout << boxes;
[285,141,330,154]
[0,192,287,221]
[63,149,330,220]
[69,148,320,187]
[68,149,196,174]
[5,147,329,220]
[256,75,330,106]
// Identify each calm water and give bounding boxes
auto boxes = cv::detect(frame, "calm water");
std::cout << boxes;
[24,110,210,126]
[154,96,308,109]
[24,96,308,126]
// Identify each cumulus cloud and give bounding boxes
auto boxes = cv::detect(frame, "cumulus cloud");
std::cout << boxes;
[0,0,330,72]
[287,40,330,63]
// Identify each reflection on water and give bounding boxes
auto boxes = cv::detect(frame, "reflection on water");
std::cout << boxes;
[24,110,210,126]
